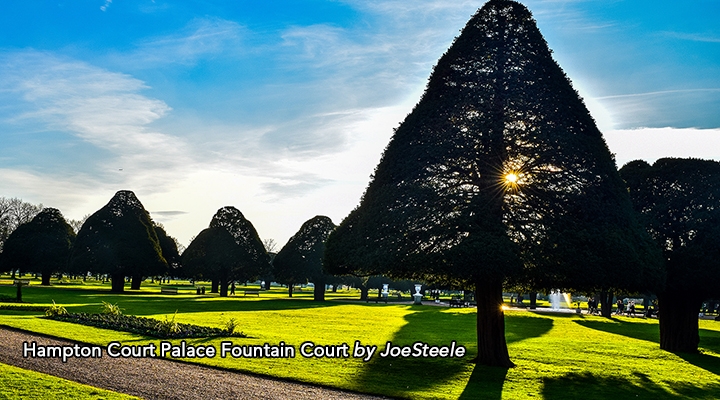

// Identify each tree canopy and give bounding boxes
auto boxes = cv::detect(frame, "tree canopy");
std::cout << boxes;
[1,208,75,285]
[69,190,167,292]
[154,224,182,276]
[325,0,659,367]
[0,197,43,254]
[621,158,720,352]
[274,216,336,300]
[183,206,270,296]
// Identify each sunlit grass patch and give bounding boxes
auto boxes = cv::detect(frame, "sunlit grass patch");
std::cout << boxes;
[0,362,137,399]
[2,281,720,399]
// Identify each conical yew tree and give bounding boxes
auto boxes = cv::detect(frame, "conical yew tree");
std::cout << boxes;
[70,190,167,292]
[274,216,336,300]
[325,0,659,367]
[1,208,75,285]
[183,206,271,297]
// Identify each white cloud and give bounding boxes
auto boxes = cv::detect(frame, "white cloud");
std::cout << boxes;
[0,50,198,207]
[100,0,112,12]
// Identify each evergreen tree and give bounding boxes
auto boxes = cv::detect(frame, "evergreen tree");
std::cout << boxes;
[325,0,659,367]
[69,191,167,292]
[182,226,241,296]
[274,216,336,300]
[621,158,720,353]
[183,206,270,297]
[1,208,75,285]
[154,224,182,277]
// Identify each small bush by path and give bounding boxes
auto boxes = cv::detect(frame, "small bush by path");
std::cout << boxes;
[47,313,246,339]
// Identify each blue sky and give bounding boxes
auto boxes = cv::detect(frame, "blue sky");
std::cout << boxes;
[1,0,719,248]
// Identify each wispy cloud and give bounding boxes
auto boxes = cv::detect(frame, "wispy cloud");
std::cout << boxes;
[0,50,194,192]
[595,88,720,100]
[662,31,720,43]
[100,0,112,12]
[123,17,245,67]
[594,88,720,129]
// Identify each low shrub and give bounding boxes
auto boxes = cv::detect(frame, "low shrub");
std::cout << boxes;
[100,301,123,315]
[45,300,68,317]
[47,312,246,339]
[155,311,181,336]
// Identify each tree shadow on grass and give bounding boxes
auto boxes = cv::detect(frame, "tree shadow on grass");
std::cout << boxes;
[458,365,509,400]
[574,318,659,343]
[541,371,720,399]
[674,352,720,376]
[575,319,720,377]
[349,309,553,398]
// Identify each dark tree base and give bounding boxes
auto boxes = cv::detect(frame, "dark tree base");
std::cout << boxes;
[360,286,369,302]
[111,274,125,293]
[599,290,614,318]
[659,292,702,353]
[130,275,142,290]
[474,277,515,368]
[314,282,325,301]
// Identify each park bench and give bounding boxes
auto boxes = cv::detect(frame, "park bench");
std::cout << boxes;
[449,298,467,308]
[160,287,178,295]
[243,290,260,297]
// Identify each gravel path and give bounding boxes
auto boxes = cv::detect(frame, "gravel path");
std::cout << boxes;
[0,327,390,400]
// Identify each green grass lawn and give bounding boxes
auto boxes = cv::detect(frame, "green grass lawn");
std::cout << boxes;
[0,362,137,400]
[1,278,720,399]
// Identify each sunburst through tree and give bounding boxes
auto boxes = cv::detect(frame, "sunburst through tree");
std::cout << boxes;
[325,0,660,367]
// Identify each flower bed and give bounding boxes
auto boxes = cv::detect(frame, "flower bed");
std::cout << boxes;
[48,313,245,339]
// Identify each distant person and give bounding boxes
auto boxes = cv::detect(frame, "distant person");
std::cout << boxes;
[230,282,236,296]
[627,301,635,317]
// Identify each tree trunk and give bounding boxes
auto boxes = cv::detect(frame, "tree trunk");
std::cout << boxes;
[288,284,294,298]
[111,273,125,293]
[264,279,271,290]
[473,277,514,367]
[529,292,537,310]
[130,274,142,290]
[659,291,702,353]
[360,285,369,301]
[599,290,613,318]
[41,272,51,286]
[314,280,326,301]
[219,280,229,297]
[211,279,219,293]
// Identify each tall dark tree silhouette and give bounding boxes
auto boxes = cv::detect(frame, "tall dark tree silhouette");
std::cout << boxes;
[325,0,659,367]
[183,226,242,296]
[69,191,167,292]
[274,216,336,300]
[183,206,270,297]
[154,224,182,277]
[1,208,75,285]
[621,158,720,353]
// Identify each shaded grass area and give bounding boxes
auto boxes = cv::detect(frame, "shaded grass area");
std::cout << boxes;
[2,282,720,399]
[0,362,137,400]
